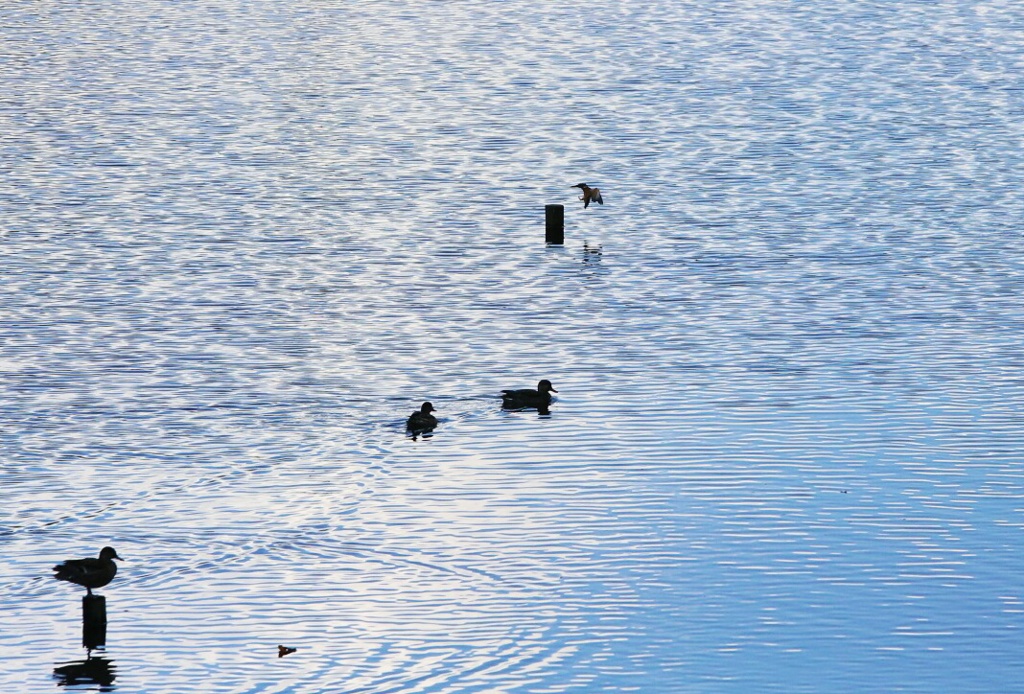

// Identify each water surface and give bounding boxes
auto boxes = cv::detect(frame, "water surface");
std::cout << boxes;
[3,1,1024,692]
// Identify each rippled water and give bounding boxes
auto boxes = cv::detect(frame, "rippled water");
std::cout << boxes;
[3,1,1024,692]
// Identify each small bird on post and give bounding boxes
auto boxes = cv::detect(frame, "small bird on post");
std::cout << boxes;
[572,183,603,209]
[52,547,122,596]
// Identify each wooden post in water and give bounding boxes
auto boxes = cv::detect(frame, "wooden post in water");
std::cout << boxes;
[545,204,564,244]
[82,595,107,649]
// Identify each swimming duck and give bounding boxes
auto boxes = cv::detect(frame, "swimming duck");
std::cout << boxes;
[53,546,122,596]
[572,183,603,209]
[501,380,558,410]
[406,402,438,432]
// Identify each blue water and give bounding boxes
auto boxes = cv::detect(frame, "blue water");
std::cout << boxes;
[3,1,1024,692]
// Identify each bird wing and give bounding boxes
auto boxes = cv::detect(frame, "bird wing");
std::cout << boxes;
[595,190,604,204]
[54,557,102,581]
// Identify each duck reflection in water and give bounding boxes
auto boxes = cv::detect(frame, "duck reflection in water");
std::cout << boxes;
[53,652,116,691]
[406,401,438,440]
[501,380,557,415]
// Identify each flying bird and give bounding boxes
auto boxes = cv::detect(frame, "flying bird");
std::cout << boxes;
[572,183,603,209]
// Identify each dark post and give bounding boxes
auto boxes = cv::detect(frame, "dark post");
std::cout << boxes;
[545,204,564,244]
[82,595,107,649]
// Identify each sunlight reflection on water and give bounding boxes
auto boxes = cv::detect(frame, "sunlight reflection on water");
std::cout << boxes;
[3,0,1024,692]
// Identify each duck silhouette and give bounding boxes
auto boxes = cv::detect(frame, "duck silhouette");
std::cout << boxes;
[501,380,558,410]
[53,546,122,596]
[572,183,603,209]
[406,402,438,433]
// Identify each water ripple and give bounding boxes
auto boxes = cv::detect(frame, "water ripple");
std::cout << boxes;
[4,0,1024,692]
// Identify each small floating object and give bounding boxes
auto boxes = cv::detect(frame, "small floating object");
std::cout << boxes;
[406,401,438,434]
[571,183,603,209]
[53,547,122,596]
[278,645,297,658]
[501,380,558,410]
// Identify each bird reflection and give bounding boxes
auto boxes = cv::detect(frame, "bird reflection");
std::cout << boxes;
[582,241,603,262]
[53,652,116,690]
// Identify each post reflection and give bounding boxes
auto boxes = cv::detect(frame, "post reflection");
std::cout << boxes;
[53,652,116,690]
[51,594,117,689]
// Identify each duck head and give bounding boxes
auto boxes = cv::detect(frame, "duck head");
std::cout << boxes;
[99,547,123,561]
[537,380,557,393]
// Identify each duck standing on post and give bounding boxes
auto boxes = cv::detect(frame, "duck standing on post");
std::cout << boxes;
[572,183,603,209]
[52,546,122,596]
[407,401,438,435]
[501,380,558,411]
